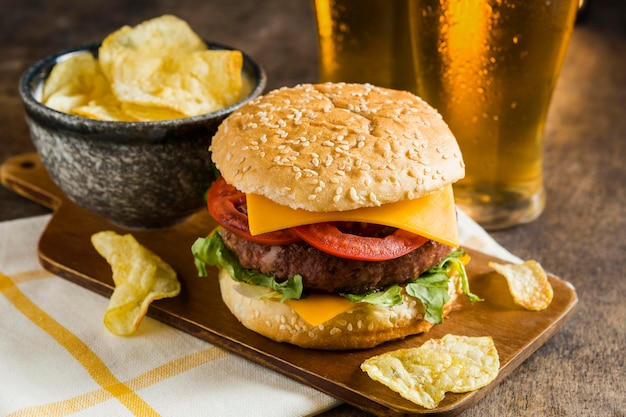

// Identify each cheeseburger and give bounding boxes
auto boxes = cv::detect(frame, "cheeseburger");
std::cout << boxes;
[192,82,480,350]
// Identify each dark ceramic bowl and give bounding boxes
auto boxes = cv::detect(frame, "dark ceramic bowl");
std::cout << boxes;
[19,42,266,228]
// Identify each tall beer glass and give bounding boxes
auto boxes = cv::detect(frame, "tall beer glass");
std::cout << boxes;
[408,0,579,229]
[312,0,416,92]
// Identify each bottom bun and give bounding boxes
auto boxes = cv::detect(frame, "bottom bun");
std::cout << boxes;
[218,268,461,350]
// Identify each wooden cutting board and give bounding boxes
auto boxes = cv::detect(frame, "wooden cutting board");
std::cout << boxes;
[1,153,578,417]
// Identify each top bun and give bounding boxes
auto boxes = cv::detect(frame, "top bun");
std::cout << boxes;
[210,82,464,212]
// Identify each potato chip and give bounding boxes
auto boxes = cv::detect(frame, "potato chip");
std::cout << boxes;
[91,231,181,336]
[72,95,131,121]
[98,15,206,81]
[120,102,187,121]
[42,15,243,121]
[361,335,500,409]
[489,260,553,311]
[107,49,243,116]
[42,52,110,113]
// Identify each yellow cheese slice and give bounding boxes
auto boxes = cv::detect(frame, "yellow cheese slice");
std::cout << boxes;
[284,294,356,326]
[247,185,459,247]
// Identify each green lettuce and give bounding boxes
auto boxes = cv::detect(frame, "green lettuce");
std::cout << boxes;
[343,249,482,324]
[192,233,480,323]
[191,232,303,302]
[343,284,403,308]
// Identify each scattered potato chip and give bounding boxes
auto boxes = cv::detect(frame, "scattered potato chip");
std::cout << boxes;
[91,231,181,336]
[489,260,553,311]
[361,335,500,409]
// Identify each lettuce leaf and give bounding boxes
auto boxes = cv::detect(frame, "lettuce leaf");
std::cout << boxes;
[192,233,480,323]
[191,232,303,302]
[343,284,403,308]
[343,249,482,324]
[405,273,451,324]
[406,249,482,323]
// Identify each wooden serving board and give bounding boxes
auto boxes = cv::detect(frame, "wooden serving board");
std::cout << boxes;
[1,153,578,417]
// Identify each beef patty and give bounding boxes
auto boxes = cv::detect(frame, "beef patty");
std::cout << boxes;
[220,229,453,294]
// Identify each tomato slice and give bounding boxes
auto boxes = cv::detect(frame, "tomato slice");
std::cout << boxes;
[292,222,428,261]
[207,177,301,245]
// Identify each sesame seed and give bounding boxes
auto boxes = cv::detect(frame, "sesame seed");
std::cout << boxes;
[349,187,359,202]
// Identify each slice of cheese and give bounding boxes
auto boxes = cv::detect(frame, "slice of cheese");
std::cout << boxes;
[284,294,356,326]
[247,185,459,247]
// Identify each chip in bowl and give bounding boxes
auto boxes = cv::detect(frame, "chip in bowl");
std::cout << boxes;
[42,15,244,121]
[99,14,243,117]
[42,52,111,114]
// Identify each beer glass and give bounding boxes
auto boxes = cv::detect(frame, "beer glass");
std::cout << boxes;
[408,0,579,229]
[312,0,416,92]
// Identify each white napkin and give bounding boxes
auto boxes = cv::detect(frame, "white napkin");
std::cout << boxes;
[0,211,518,417]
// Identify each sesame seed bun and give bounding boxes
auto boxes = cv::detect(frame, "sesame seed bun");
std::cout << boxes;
[210,82,464,212]
[217,268,460,350]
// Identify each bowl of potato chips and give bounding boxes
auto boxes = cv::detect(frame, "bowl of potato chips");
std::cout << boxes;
[19,16,266,228]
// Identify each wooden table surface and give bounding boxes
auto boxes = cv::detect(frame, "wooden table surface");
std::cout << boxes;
[1,1,624,416]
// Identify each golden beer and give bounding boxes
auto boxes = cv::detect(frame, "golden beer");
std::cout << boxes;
[408,0,579,229]
[312,0,416,92]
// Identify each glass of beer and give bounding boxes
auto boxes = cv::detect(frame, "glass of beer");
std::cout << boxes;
[311,0,416,92]
[408,0,579,229]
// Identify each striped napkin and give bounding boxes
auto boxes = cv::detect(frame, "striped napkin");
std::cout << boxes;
[0,211,519,416]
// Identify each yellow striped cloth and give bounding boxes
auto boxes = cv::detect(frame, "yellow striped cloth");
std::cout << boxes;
[0,215,341,417]
[0,212,518,416]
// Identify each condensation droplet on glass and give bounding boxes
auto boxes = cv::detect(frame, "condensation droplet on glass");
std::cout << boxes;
[511,102,518,109]
[493,115,500,121]
[513,36,519,44]
[476,87,485,94]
